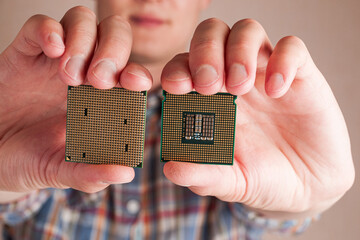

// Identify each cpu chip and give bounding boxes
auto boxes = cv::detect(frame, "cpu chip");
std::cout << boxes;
[65,85,147,167]
[161,91,237,165]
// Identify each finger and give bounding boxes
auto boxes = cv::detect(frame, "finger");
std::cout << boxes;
[87,15,133,89]
[58,6,98,86]
[8,14,65,59]
[226,19,272,95]
[37,122,135,194]
[163,162,246,202]
[265,36,317,98]
[120,62,153,91]
[161,53,193,94]
[58,155,135,193]
[63,165,135,193]
[189,18,230,95]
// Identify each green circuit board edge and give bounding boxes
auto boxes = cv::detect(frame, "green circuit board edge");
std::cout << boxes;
[160,91,237,165]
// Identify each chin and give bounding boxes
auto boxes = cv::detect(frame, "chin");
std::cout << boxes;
[130,45,174,65]
[130,30,186,64]
[129,52,159,65]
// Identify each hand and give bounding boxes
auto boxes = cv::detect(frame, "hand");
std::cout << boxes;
[0,6,152,195]
[161,18,354,218]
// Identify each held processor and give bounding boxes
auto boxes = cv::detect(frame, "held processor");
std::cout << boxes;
[65,86,237,167]
[161,91,237,165]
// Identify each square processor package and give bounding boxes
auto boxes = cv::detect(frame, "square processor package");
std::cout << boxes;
[161,91,237,165]
[65,85,147,168]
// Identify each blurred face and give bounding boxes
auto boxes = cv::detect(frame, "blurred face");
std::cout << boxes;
[98,0,209,65]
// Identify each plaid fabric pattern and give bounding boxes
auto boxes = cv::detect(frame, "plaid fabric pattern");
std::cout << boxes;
[0,90,311,240]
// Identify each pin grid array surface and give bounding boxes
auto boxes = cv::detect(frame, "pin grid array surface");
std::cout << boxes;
[65,85,147,167]
[161,91,237,165]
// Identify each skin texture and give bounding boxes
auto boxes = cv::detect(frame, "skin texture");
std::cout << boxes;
[98,0,209,64]
[0,1,355,220]
[98,0,210,86]
[0,7,152,200]
[161,18,355,218]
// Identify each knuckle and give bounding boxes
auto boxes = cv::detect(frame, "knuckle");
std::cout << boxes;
[276,36,309,63]
[173,52,189,61]
[101,35,126,47]
[100,36,131,56]
[98,16,132,46]
[23,15,61,46]
[191,37,222,52]
[26,14,47,25]
[197,18,229,36]
[238,18,261,27]
[200,17,227,28]
[191,18,229,52]
[228,39,254,53]
[279,35,306,48]
[38,19,59,39]
[68,6,97,21]
[73,28,96,45]
[25,15,54,32]
[101,15,131,31]
[234,18,265,33]
[237,18,261,28]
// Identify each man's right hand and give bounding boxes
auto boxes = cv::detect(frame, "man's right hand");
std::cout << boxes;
[0,6,152,197]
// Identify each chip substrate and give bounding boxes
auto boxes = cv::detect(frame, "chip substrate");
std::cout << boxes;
[161,91,237,165]
[65,85,147,167]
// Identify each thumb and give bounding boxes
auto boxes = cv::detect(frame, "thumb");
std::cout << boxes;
[163,161,247,202]
[4,14,65,60]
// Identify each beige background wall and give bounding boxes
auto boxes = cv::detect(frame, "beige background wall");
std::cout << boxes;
[0,0,359,239]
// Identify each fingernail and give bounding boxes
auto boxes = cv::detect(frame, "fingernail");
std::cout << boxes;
[48,32,65,49]
[194,64,219,87]
[100,181,122,185]
[100,181,128,186]
[93,59,117,83]
[165,70,191,82]
[268,73,285,92]
[227,64,248,87]
[127,69,151,81]
[64,56,85,83]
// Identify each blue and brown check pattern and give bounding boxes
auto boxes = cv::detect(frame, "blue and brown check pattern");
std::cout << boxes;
[0,90,313,240]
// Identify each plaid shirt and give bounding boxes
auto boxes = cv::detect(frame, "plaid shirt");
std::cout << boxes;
[0,90,314,240]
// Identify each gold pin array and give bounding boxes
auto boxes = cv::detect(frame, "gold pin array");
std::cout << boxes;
[65,85,147,167]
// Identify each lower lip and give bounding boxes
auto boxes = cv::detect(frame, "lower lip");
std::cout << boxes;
[130,17,165,28]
